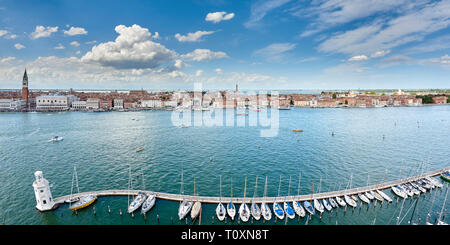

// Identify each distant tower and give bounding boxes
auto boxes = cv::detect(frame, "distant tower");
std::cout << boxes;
[22,69,29,108]
[32,171,55,211]
[235,83,238,94]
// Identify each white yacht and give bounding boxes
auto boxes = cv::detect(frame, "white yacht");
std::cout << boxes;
[140,193,156,214]
[127,192,146,213]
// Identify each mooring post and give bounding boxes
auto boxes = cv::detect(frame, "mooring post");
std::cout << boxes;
[93,206,96,216]
[157,214,159,224]
[171,216,173,224]
[108,205,111,214]
[212,216,214,224]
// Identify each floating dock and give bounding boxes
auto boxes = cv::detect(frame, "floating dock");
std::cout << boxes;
[52,166,449,209]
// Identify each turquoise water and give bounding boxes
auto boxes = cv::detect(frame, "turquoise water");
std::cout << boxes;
[0,106,449,225]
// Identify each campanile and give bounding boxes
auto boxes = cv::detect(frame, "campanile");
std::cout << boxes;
[22,69,29,107]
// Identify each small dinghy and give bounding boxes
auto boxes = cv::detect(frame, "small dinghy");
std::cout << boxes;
[335,196,347,207]
[376,189,392,202]
[303,200,315,215]
[141,193,156,214]
[261,202,272,221]
[328,198,338,208]
[293,201,305,218]
[392,185,408,199]
[273,202,285,219]
[136,147,144,152]
[128,192,147,213]
[322,199,332,211]
[69,194,97,211]
[358,193,370,204]
[284,202,296,219]
[49,136,63,142]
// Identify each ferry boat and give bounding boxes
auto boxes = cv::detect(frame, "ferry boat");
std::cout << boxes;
[140,193,156,214]
[128,192,146,213]
[376,190,392,202]
[303,200,315,215]
[441,171,450,182]
[49,136,63,142]
[391,185,408,199]
[293,201,305,217]
[283,202,296,219]
[272,202,285,219]
[335,196,347,207]
[261,202,272,221]
[69,194,97,211]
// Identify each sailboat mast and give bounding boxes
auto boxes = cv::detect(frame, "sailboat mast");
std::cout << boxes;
[253,176,258,198]
[219,175,222,201]
[438,183,449,222]
[243,176,247,202]
[230,176,233,202]
[276,175,281,202]
[297,173,301,196]
[263,176,268,198]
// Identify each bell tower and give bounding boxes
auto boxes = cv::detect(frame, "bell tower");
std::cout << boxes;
[22,69,29,108]
[32,171,55,211]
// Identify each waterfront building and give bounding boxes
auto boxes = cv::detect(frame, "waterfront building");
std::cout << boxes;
[22,69,29,108]
[433,96,447,104]
[86,98,100,109]
[36,95,70,111]
[113,99,124,109]
[71,101,87,109]
[141,99,162,108]
[101,99,113,110]
[0,99,26,111]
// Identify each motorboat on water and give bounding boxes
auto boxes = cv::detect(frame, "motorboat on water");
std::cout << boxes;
[239,203,250,222]
[293,201,305,217]
[216,202,226,221]
[273,202,285,219]
[136,147,144,152]
[49,136,63,142]
[261,202,272,221]
[69,194,97,211]
[322,199,332,211]
[227,202,236,220]
[283,202,296,219]
[376,190,392,202]
[328,198,338,208]
[191,201,202,220]
[335,196,347,207]
[392,185,408,199]
[358,193,370,204]
[128,192,147,213]
[303,201,315,215]
[314,199,324,213]
[441,171,450,182]
[140,193,156,214]
[251,202,261,220]
[178,200,193,220]
[344,195,357,207]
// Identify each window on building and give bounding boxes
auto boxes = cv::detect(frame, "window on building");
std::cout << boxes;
[43,200,47,204]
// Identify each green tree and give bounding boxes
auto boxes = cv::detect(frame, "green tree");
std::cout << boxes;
[332,93,337,99]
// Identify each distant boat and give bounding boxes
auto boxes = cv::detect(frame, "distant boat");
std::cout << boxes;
[278,106,291,110]
[236,113,248,116]
[49,136,63,142]
[136,147,144,152]
[141,193,156,214]
[292,129,303,132]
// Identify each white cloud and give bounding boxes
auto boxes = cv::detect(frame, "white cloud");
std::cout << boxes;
[81,24,177,69]
[253,42,296,62]
[244,0,292,28]
[0,30,8,37]
[64,26,87,36]
[174,59,183,69]
[215,68,223,74]
[195,69,204,76]
[181,49,228,62]
[5,34,17,39]
[174,30,216,42]
[14,43,25,50]
[30,25,58,39]
[54,43,65,50]
[205,11,235,23]
[76,50,81,55]
[0,57,16,63]
[348,55,368,61]
[70,41,80,47]
[153,32,160,39]
[85,40,97,44]
[371,50,391,58]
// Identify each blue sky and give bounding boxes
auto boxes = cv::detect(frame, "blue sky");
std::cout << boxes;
[0,0,449,90]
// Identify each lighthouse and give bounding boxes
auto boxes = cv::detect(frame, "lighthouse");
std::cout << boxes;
[32,171,55,211]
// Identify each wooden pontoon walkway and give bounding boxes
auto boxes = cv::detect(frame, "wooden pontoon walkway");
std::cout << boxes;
[53,166,449,208]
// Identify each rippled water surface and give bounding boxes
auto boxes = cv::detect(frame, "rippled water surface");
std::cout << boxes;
[0,106,449,225]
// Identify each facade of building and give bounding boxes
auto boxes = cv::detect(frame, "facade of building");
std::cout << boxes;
[36,95,69,111]
[0,99,26,111]
[71,101,87,109]
[113,99,124,109]
[141,100,163,108]
[86,98,100,109]
[433,96,447,104]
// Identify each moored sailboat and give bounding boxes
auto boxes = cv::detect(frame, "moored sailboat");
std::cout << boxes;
[178,171,193,220]
[273,176,285,219]
[190,178,201,220]
[216,176,226,221]
[227,176,236,220]
[283,176,296,219]
[260,176,272,221]
[68,165,97,211]
[141,193,156,214]
[238,176,250,222]
[250,176,261,221]
[292,173,305,217]
[376,189,392,202]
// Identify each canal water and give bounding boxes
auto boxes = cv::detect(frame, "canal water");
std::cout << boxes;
[0,106,449,225]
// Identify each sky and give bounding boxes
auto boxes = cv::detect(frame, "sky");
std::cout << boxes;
[0,0,449,90]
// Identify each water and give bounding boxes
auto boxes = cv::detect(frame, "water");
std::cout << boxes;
[0,106,449,225]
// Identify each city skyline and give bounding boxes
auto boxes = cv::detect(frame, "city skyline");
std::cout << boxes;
[1,0,450,90]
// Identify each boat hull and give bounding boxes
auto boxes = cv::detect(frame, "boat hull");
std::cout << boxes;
[227,202,236,220]
[250,202,261,220]
[216,203,226,221]
[261,203,272,221]
[69,195,97,211]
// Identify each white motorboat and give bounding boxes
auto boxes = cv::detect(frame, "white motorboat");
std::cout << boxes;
[328,198,338,208]
[128,192,147,213]
[284,202,296,219]
[239,203,250,222]
[322,199,332,211]
[273,202,285,219]
[216,202,226,221]
[251,202,261,221]
[314,199,324,213]
[376,189,392,202]
[178,200,193,220]
[344,195,357,207]
[335,196,347,207]
[140,193,156,214]
[358,193,370,204]
[261,202,272,221]
[392,185,408,199]
[293,201,305,217]
[49,136,64,142]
